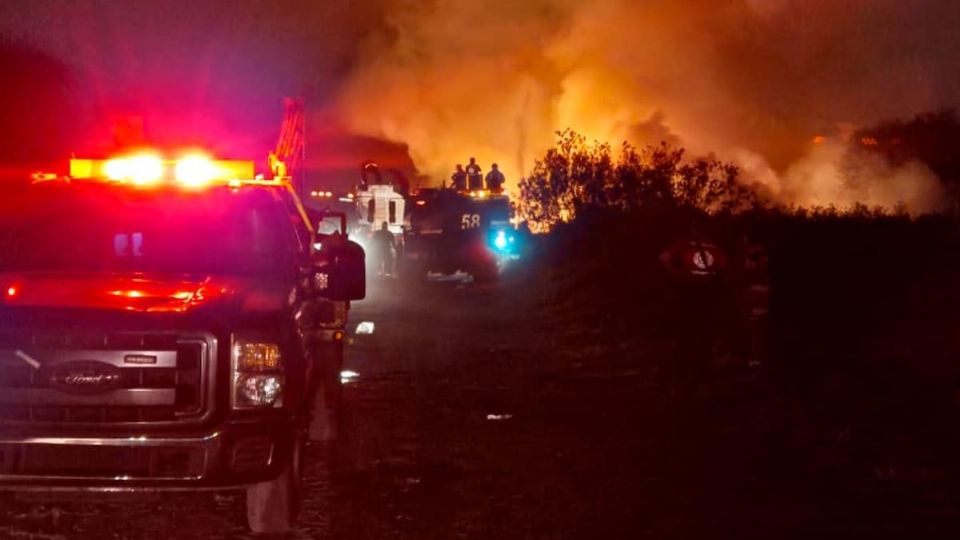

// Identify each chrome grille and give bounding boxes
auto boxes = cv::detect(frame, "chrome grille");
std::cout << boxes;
[0,332,214,426]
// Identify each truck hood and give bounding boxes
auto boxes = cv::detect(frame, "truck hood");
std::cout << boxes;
[0,272,290,314]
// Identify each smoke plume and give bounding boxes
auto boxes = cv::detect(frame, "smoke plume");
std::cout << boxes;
[339,0,960,211]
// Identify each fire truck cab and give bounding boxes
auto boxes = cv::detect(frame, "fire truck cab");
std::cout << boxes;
[0,153,365,534]
[355,183,406,237]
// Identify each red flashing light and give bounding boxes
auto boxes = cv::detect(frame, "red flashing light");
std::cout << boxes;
[70,155,256,187]
[108,289,145,299]
[174,154,219,187]
[104,154,164,185]
[5,286,18,299]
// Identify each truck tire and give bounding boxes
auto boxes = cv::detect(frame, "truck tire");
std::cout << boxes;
[246,439,302,535]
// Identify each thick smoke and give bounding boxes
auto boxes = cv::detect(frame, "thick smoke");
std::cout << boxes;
[339,0,960,211]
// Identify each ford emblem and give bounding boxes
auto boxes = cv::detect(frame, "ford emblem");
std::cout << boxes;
[47,361,122,395]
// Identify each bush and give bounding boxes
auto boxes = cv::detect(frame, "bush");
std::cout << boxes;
[517,130,759,230]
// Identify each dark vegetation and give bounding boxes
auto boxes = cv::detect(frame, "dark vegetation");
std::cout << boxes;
[519,125,960,504]
[517,129,758,230]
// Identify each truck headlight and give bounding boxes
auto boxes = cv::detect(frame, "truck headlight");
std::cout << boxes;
[237,374,283,406]
[232,339,284,409]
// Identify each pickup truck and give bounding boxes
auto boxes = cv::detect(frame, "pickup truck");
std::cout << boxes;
[0,170,364,534]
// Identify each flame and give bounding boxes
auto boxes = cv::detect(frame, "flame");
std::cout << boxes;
[339,0,952,213]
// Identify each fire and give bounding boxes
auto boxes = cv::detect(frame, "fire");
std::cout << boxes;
[338,0,950,214]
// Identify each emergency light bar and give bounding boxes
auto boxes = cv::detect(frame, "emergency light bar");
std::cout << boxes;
[70,155,256,186]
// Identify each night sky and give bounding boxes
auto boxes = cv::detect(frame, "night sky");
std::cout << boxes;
[0,0,407,186]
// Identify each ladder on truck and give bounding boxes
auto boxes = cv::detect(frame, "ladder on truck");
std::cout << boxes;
[269,97,306,197]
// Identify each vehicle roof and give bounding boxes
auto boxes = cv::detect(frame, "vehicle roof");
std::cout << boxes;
[18,175,316,238]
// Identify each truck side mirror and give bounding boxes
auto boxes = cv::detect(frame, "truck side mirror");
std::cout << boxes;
[318,240,365,301]
[316,212,348,238]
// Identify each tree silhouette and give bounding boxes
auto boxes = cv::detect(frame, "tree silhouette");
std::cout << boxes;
[518,130,758,229]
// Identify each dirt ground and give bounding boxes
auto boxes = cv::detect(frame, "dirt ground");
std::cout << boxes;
[0,273,959,539]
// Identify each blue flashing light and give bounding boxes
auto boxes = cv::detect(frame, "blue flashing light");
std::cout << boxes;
[494,230,508,250]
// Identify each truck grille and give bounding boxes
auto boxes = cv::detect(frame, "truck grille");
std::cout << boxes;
[0,443,206,479]
[0,331,215,426]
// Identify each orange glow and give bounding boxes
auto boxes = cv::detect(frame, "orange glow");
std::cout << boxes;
[861,137,879,146]
[174,155,220,187]
[812,135,826,145]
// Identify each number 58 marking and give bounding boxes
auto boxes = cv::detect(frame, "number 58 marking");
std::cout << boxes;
[461,214,481,230]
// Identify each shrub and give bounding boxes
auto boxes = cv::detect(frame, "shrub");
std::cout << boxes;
[517,130,759,230]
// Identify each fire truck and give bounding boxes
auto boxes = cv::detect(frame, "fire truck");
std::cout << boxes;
[355,183,406,237]
[0,152,365,534]
[351,163,520,282]
[402,187,518,282]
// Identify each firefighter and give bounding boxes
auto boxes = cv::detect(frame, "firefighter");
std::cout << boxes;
[466,157,483,191]
[485,163,505,193]
[360,160,382,190]
[451,164,467,191]
[371,221,396,276]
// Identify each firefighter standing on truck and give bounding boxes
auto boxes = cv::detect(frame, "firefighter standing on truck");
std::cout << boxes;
[485,163,505,193]
[466,157,483,191]
[451,164,467,191]
[360,160,382,190]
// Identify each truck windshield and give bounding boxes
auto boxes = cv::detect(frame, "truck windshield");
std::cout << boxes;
[0,184,296,277]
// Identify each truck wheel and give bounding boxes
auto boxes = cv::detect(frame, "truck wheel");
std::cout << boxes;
[246,439,302,535]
